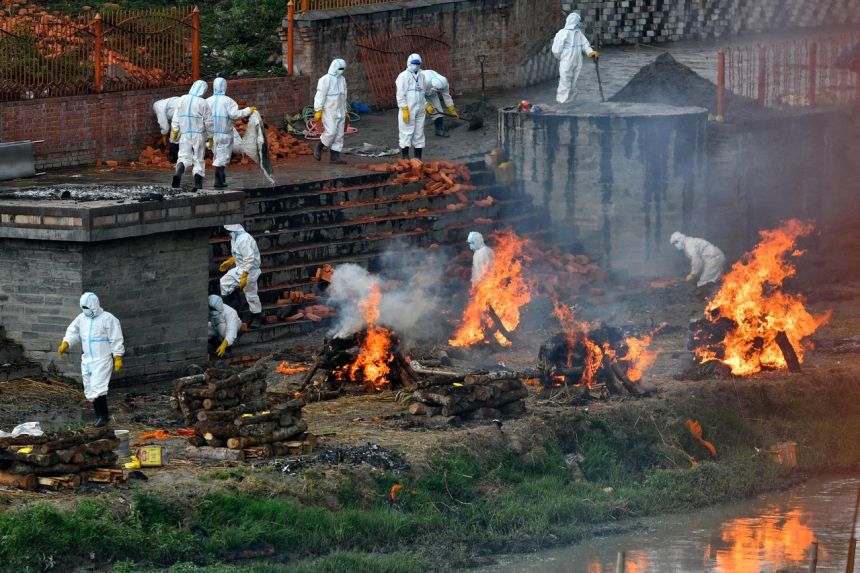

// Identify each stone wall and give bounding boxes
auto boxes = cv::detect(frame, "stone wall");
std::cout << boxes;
[0,76,310,170]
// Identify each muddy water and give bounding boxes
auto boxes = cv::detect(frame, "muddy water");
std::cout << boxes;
[480,476,859,573]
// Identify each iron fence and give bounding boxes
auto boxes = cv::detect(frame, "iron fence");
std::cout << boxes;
[298,0,396,11]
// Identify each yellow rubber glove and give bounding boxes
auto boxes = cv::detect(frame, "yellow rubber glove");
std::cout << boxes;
[124,455,141,470]
[313,109,322,123]
[239,271,248,290]
[216,339,229,357]
[447,105,458,119]
[170,129,179,141]
[219,257,235,272]
[401,107,410,123]
[113,356,123,372]
[206,137,214,150]
[424,103,435,115]
[589,50,600,59]
[249,106,257,114]
[17,447,33,454]
[686,273,696,282]
[161,134,168,146]
[57,341,69,357]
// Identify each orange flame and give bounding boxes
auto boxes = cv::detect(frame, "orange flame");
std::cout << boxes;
[449,231,532,347]
[276,361,309,375]
[348,285,394,391]
[696,220,830,375]
[621,325,664,382]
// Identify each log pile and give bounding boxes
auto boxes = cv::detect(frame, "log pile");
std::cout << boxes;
[174,364,313,461]
[0,427,121,490]
[408,371,528,423]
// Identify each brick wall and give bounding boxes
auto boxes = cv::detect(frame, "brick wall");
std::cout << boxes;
[0,76,310,170]
[284,0,562,105]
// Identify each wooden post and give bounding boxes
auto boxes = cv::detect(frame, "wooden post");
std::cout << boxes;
[616,551,626,573]
[808,40,817,107]
[717,49,725,118]
[301,0,309,12]
[846,482,860,573]
[93,14,102,93]
[757,44,766,107]
[192,6,200,80]
[287,0,295,75]
[808,541,818,573]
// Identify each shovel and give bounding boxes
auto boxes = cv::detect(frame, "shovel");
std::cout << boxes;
[437,110,484,130]
[593,56,606,102]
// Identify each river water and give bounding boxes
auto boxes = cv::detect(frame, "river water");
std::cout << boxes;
[479,476,859,573]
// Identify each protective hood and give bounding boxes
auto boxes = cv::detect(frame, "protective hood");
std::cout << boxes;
[80,292,103,318]
[467,231,485,251]
[189,79,208,97]
[565,12,581,30]
[328,58,346,77]
[213,77,227,95]
[208,294,224,311]
[427,71,448,92]
[224,224,244,233]
[407,53,422,72]
[670,231,686,250]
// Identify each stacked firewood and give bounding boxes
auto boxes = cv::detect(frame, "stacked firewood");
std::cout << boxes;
[363,160,476,199]
[0,427,122,490]
[174,364,312,461]
[408,371,528,423]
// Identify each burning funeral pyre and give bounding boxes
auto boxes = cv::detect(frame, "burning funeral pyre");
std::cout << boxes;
[689,220,830,376]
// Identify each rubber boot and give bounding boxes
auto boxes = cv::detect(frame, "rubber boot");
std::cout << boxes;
[214,166,227,189]
[168,142,179,163]
[401,147,410,160]
[93,395,109,427]
[414,147,423,161]
[248,313,263,329]
[314,141,324,161]
[171,162,185,188]
[434,117,448,137]
[330,150,346,165]
[194,174,203,190]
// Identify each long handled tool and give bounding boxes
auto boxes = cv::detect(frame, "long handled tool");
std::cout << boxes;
[437,110,484,130]
[594,57,606,102]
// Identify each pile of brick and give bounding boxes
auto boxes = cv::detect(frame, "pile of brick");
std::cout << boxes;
[175,364,313,462]
[0,427,123,490]
[363,160,477,198]
[286,305,335,323]
[408,371,528,424]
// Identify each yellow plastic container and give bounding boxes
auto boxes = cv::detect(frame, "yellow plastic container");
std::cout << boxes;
[137,445,164,467]
[769,441,798,469]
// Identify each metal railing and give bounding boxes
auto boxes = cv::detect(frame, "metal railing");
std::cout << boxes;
[716,34,860,116]
[0,7,198,101]
[298,0,396,11]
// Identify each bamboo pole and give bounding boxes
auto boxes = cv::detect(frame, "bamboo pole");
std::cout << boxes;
[191,6,200,79]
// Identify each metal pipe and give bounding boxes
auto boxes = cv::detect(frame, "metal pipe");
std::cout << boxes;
[93,14,102,93]
[616,551,626,573]
[287,1,295,75]
[809,541,818,573]
[716,49,725,118]
[192,6,200,80]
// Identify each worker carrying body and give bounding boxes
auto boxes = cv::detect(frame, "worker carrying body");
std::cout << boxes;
[207,294,241,357]
[171,80,214,190]
[551,12,599,104]
[468,231,494,286]
[423,69,458,138]
[670,231,726,287]
[57,293,124,427]
[395,53,429,160]
[152,95,181,162]
[313,58,348,165]
[219,224,263,328]
[206,77,254,189]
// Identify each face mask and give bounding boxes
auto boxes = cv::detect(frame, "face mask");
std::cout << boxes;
[83,307,95,318]
[469,240,479,252]
[336,68,345,77]
[209,309,220,322]
[409,63,421,73]
[672,241,684,251]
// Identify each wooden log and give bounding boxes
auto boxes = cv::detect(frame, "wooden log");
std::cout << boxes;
[203,397,241,410]
[196,410,238,423]
[37,474,81,489]
[37,428,115,454]
[173,373,207,395]
[204,437,227,448]
[407,402,442,416]
[8,452,118,475]
[487,305,520,345]
[195,422,238,440]
[610,364,641,395]
[234,411,283,427]
[206,374,242,392]
[83,468,126,484]
[775,331,802,373]
[0,471,37,490]
[0,434,52,447]
[409,361,463,378]
[242,445,273,460]
[440,387,529,416]
[412,390,458,408]
[238,422,277,437]
[186,435,206,447]
[83,438,120,456]
[184,445,242,462]
[55,448,86,465]
[463,371,518,385]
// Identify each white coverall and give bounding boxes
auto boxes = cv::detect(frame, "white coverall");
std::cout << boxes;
[551,12,595,104]
[207,294,241,345]
[468,231,495,286]
[62,293,124,402]
[423,70,454,121]
[171,80,214,177]
[670,231,726,287]
[153,96,180,136]
[206,77,251,167]
[314,59,348,152]
[395,53,429,150]
[221,224,262,314]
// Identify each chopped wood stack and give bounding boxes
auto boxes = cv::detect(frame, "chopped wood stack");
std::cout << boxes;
[408,371,528,423]
[174,364,313,461]
[364,160,476,199]
[286,304,335,323]
[0,427,121,490]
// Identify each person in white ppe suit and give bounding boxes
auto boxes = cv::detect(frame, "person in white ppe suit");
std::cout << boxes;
[152,95,181,162]
[57,293,124,427]
[208,294,241,357]
[313,58,348,165]
[551,12,599,104]
[395,53,429,160]
[206,77,255,189]
[670,231,726,287]
[219,224,263,328]
[423,70,458,138]
[171,80,214,190]
[468,231,494,286]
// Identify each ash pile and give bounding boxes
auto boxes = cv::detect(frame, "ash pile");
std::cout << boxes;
[0,427,124,490]
[174,362,314,462]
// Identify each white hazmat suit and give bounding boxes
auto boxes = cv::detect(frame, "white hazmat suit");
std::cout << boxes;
[395,53,429,154]
[153,96,180,136]
[206,77,251,167]
[468,231,495,286]
[551,13,595,104]
[171,80,213,178]
[423,70,454,120]
[62,293,124,402]
[314,59,348,153]
[670,231,726,287]
[208,294,241,345]
[221,224,262,315]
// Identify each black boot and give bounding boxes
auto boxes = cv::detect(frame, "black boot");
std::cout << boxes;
[330,150,346,165]
[171,162,185,188]
[314,141,324,161]
[414,147,423,160]
[401,147,410,160]
[168,142,179,163]
[194,174,203,190]
[248,313,263,329]
[93,395,110,427]
[434,117,448,137]
[214,166,227,189]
